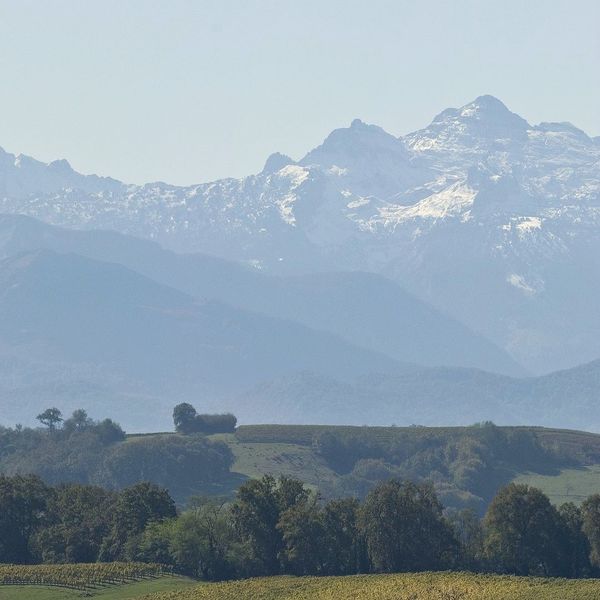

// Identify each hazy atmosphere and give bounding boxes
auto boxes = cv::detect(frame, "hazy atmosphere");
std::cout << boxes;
[2,2,600,599]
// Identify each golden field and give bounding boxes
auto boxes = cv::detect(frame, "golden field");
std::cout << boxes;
[139,572,600,600]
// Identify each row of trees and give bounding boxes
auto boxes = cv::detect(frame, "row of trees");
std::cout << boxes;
[35,407,125,441]
[163,477,600,580]
[4,472,600,582]
[35,404,238,437]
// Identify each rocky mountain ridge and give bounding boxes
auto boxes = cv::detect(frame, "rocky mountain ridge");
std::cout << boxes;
[1,96,599,372]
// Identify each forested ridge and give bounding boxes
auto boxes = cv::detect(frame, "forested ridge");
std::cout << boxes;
[2,406,600,510]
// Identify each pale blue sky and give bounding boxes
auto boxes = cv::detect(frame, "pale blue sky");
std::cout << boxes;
[0,0,598,185]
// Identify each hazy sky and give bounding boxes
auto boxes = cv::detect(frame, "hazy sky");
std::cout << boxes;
[0,0,598,185]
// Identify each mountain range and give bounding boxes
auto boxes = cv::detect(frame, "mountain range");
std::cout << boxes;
[0,95,599,429]
[1,95,599,373]
[0,214,522,429]
[0,215,599,431]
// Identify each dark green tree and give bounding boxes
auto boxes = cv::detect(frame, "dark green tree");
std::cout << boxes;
[93,418,126,444]
[232,475,309,575]
[36,408,63,430]
[446,508,484,570]
[581,494,600,569]
[321,497,366,575]
[102,435,233,494]
[135,519,176,567]
[558,502,591,578]
[170,503,236,580]
[278,493,326,575]
[99,482,176,561]
[196,413,238,434]
[0,475,51,563]
[173,403,198,434]
[63,409,93,433]
[34,484,117,563]
[359,479,457,573]
[484,483,563,576]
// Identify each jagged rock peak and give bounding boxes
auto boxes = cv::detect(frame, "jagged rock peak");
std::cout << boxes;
[262,152,295,174]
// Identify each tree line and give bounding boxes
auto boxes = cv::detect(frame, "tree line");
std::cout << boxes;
[3,473,600,581]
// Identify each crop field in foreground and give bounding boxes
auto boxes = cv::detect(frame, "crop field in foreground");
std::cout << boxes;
[139,572,600,600]
[0,563,197,599]
[0,576,197,600]
[0,562,167,589]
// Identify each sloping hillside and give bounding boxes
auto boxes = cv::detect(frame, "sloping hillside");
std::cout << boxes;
[0,250,404,429]
[211,423,600,512]
[0,214,523,375]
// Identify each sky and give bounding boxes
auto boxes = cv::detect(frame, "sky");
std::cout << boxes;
[0,0,598,185]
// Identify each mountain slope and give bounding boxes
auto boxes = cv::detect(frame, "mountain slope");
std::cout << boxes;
[0,250,409,428]
[0,245,598,431]
[0,96,599,372]
[0,214,524,375]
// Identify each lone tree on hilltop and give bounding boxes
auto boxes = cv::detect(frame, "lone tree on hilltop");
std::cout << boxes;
[36,407,63,430]
[173,403,198,434]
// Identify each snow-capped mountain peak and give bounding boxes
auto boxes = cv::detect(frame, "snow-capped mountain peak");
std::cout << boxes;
[0,147,122,198]
[0,96,599,373]
[437,94,529,130]
[406,95,531,166]
[298,118,428,199]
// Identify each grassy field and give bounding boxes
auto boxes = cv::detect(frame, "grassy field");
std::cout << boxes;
[0,576,197,599]
[137,572,600,600]
[214,433,337,492]
[233,424,469,446]
[4,571,600,600]
[513,464,600,505]
[208,426,600,506]
[233,424,600,458]
[129,425,600,507]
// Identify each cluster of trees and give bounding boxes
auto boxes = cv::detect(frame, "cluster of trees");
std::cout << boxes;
[312,423,560,510]
[133,479,600,580]
[5,472,600,583]
[0,476,175,564]
[0,408,234,501]
[173,403,237,434]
